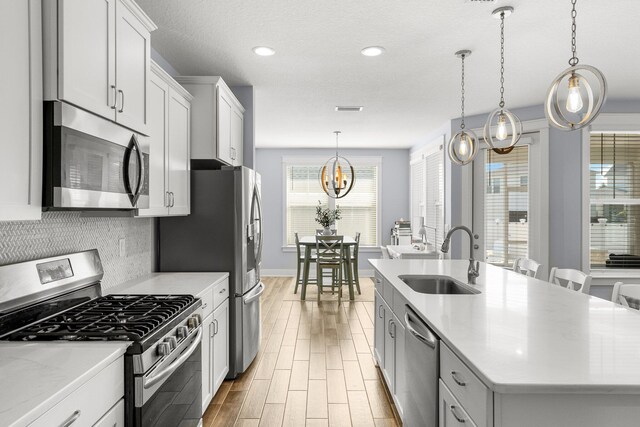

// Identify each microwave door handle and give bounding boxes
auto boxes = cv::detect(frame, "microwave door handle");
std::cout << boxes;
[132,135,145,205]
[124,135,144,206]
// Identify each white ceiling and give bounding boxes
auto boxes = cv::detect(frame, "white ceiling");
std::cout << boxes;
[137,0,640,149]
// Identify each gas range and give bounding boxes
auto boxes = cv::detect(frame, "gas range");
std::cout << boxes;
[0,250,203,426]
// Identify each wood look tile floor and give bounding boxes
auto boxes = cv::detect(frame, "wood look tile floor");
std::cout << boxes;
[204,277,400,427]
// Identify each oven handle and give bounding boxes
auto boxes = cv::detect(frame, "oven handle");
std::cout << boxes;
[244,281,265,305]
[143,326,203,389]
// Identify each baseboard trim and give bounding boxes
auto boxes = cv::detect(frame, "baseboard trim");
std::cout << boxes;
[262,269,374,278]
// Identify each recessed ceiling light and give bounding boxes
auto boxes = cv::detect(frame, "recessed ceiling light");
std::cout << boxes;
[361,46,385,57]
[335,106,363,112]
[252,46,275,56]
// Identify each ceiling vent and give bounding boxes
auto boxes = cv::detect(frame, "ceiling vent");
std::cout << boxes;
[335,106,363,112]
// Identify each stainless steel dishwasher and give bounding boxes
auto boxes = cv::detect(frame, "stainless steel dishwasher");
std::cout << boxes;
[403,305,440,427]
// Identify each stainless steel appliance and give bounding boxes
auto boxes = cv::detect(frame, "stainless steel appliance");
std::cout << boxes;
[43,101,149,210]
[392,220,412,245]
[0,250,202,426]
[404,305,440,426]
[158,166,264,378]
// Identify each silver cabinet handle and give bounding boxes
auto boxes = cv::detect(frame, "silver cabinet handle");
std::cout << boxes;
[110,85,117,109]
[59,410,81,427]
[219,288,226,294]
[118,89,125,113]
[202,302,208,309]
[172,192,175,207]
[209,321,215,338]
[388,319,395,338]
[214,318,219,335]
[451,371,466,387]
[165,191,170,207]
[449,405,466,423]
[378,304,384,318]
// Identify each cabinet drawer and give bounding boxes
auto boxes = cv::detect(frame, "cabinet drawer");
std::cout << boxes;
[374,271,383,294]
[213,278,230,309]
[198,286,214,318]
[440,343,491,427]
[94,399,124,427]
[31,357,124,427]
[439,380,478,427]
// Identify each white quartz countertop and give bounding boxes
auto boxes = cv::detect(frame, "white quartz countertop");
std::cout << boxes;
[369,259,640,394]
[108,272,229,297]
[0,342,129,427]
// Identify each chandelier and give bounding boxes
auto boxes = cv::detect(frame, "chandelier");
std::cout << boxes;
[448,50,479,166]
[320,131,355,199]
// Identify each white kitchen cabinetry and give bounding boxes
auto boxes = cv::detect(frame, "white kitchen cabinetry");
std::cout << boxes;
[43,0,156,135]
[30,357,124,426]
[175,76,245,166]
[137,61,192,217]
[0,0,42,221]
[373,291,386,367]
[201,278,230,413]
[440,380,477,427]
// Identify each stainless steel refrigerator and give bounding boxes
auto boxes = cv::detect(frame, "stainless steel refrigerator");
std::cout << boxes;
[158,166,263,378]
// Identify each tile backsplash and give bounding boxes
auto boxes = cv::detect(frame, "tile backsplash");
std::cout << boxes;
[0,212,154,290]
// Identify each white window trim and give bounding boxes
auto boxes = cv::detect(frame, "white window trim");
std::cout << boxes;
[410,135,445,241]
[581,113,640,277]
[281,156,383,250]
[461,118,549,277]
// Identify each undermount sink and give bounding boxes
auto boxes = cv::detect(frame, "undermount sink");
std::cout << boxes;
[398,275,481,295]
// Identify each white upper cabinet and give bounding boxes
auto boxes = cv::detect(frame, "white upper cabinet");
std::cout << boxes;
[175,76,245,166]
[0,0,42,221]
[44,0,156,135]
[137,62,192,218]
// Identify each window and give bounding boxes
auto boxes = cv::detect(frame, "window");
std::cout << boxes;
[410,146,444,246]
[589,133,640,269]
[479,145,529,267]
[284,158,381,247]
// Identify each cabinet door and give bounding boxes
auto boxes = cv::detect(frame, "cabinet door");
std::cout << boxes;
[114,0,150,134]
[212,299,229,393]
[0,0,42,221]
[58,0,116,120]
[384,305,396,393]
[394,314,406,421]
[201,313,214,413]
[137,69,168,217]
[439,380,477,427]
[374,292,385,368]
[94,399,124,427]
[231,108,243,166]
[168,88,191,216]
[217,88,233,165]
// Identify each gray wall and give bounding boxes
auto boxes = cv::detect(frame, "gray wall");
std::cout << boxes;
[255,148,410,271]
[151,47,179,77]
[0,212,154,290]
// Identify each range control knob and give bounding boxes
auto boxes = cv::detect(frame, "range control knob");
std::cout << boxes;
[187,315,200,329]
[157,342,171,357]
[164,336,178,351]
[176,326,188,339]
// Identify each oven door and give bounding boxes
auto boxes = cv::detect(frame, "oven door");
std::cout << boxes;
[132,326,202,427]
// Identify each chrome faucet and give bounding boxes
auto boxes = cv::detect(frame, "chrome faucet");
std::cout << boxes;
[441,225,480,284]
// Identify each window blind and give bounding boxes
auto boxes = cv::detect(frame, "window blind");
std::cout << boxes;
[285,165,329,245]
[425,150,445,246]
[483,145,529,267]
[335,165,379,246]
[410,160,425,234]
[589,133,640,268]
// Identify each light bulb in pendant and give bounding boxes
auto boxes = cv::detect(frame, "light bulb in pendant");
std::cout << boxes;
[458,137,469,156]
[496,113,508,141]
[566,74,584,113]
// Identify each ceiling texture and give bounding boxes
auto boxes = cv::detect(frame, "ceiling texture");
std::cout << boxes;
[137,0,640,149]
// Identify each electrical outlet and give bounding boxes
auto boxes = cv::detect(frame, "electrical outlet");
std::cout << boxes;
[119,238,126,257]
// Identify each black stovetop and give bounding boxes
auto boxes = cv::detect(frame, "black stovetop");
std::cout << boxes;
[2,294,198,348]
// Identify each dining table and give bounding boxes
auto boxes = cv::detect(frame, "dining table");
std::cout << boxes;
[298,235,358,301]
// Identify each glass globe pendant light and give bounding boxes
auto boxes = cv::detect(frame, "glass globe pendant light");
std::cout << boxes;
[545,0,607,131]
[483,6,522,155]
[320,131,355,199]
[448,50,479,166]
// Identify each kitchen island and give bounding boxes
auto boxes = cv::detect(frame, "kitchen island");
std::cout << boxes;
[370,259,640,427]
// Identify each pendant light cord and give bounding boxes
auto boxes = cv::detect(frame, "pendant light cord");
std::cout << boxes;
[569,0,579,66]
[334,131,340,158]
[499,11,506,109]
[460,53,466,129]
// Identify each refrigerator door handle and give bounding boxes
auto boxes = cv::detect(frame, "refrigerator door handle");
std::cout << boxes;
[243,281,265,305]
[253,183,263,264]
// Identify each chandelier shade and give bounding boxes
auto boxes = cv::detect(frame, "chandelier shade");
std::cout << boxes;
[320,131,356,199]
[544,0,607,131]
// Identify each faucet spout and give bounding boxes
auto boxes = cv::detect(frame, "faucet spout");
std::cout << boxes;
[441,225,480,284]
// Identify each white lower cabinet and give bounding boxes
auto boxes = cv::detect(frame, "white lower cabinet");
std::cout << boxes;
[137,61,192,217]
[94,399,125,427]
[440,380,477,427]
[201,279,230,414]
[31,357,124,426]
[212,298,230,392]
[373,291,386,367]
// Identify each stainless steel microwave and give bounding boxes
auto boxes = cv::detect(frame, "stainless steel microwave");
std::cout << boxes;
[43,102,149,210]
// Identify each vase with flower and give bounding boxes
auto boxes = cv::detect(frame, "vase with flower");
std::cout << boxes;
[315,201,341,236]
